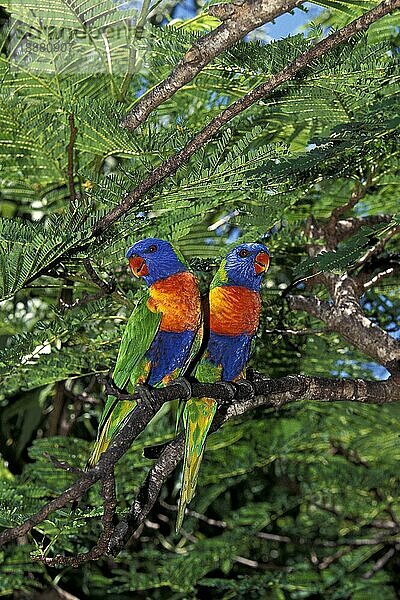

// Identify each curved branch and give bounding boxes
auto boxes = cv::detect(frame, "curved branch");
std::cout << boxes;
[109,434,185,554]
[37,474,117,567]
[288,292,400,375]
[363,266,397,291]
[1,374,399,562]
[121,0,303,130]
[107,374,400,554]
[93,0,400,235]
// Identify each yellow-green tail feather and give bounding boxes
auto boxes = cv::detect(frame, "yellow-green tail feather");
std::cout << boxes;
[87,398,136,469]
[176,397,217,532]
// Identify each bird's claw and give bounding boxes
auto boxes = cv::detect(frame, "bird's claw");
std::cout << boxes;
[136,384,159,412]
[97,374,131,399]
[216,381,236,405]
[246,368,263,382]
[169,376,192,400]
[235,379,255,399]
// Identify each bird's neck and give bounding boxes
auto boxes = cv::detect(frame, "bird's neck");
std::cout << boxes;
[211,262,261,292]
[143,259,186,287]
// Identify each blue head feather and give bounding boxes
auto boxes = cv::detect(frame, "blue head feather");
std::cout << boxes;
[126,238,186,286]
[224,242,270,291]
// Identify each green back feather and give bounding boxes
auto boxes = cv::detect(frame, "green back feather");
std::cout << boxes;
[170,243,190,270]
[113,291,162,391]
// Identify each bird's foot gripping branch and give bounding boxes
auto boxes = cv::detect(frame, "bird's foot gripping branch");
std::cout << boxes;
[0,374,399,566]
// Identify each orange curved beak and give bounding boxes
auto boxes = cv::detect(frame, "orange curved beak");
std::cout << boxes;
[129,255,149,278]
[254,251,270,275]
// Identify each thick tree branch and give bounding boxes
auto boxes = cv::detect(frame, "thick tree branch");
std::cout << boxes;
[1,374,399,563]
[109,434,185,554]
[37,474,117,567]
[324,178,372,250]
[287,292,400,374]
[107,374,400,554]
[93,0,400,235]
[121,0,303,130]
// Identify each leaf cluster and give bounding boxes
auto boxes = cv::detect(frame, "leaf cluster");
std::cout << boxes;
[0,0,399,598]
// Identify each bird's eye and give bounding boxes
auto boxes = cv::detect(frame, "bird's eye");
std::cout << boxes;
[238,248,250,258]
[147,245,157,253]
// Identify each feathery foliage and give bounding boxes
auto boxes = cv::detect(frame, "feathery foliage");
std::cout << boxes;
[0,0,399,597]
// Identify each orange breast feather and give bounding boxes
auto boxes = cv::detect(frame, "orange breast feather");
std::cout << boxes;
[209,286,261,336]
[147,272,201,333]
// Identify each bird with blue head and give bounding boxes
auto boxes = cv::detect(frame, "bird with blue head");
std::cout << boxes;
[126,238,187,286]
[177,242,270,531]
[88,238,202,467]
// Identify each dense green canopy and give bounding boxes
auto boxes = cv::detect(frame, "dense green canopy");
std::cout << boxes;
[0,0,399,597]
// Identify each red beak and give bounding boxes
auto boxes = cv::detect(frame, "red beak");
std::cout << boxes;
[254,251,270,275]
[129,255,149,278]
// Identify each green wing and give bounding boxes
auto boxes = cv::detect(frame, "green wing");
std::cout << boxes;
[88,290,162,467]
[112,290,162,392]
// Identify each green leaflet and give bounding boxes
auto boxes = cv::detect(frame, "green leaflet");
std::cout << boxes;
[0,213,95,301]
[294,224,390,278]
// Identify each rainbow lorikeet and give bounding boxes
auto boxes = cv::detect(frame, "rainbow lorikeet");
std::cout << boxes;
[176,242,270,531]
[88,238,202,467]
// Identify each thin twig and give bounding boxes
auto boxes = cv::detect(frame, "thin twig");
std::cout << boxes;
[356,226,400,268]
[83,259,115,293]
[234,555,260,569]
[43,453,84,475]
[264,328,325,336]
[318,548,351,570]
[363,267,396,290]
[159,499,227,528]
[363,544,398,579]
[324,177,372,249]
